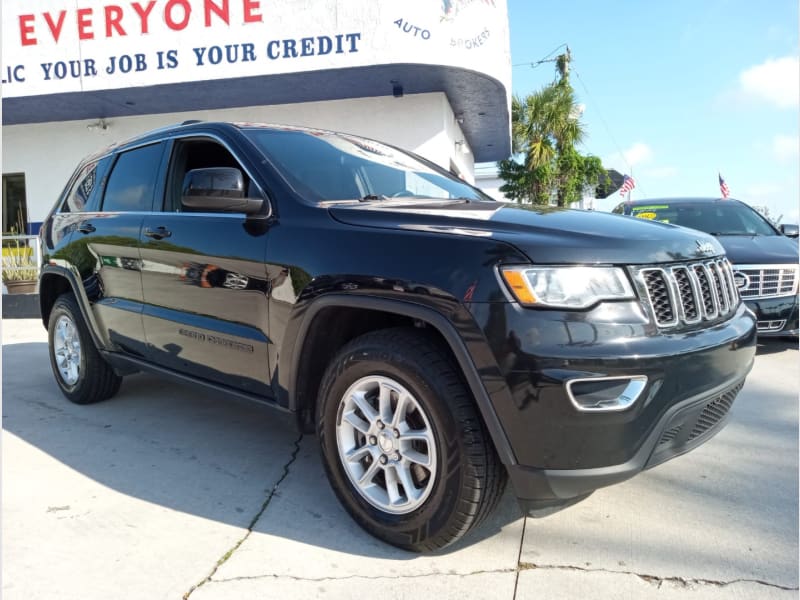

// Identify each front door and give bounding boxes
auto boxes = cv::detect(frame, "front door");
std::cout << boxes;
[138,137,273,397]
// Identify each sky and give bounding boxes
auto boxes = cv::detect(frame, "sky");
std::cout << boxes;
[503,0,799,222]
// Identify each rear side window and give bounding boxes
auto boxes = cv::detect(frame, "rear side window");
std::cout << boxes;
[61,157,111,213]
[102,143,164,212]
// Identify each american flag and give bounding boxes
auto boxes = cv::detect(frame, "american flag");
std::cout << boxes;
[619,174,636,196]
[719,173,730,199]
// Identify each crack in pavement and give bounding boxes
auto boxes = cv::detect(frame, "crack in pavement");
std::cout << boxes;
[518,562,799,591]
[210,569,518,584]
[203,561,797,592]
[182,433,304,600]
[179,437,794,596]
[511,515,526,599]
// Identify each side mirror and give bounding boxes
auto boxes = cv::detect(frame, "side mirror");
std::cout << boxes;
[181,168,264,215]
[779,223,799,238]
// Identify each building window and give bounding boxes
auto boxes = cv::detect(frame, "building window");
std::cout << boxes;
[2,173,27,233]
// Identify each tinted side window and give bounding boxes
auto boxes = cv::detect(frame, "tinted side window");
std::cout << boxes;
[60,157,112,213]
[102,143,164,212]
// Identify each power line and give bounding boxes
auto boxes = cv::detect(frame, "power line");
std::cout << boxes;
[512,48,646,199]
[571,67,646,197]
[512,43,568,68]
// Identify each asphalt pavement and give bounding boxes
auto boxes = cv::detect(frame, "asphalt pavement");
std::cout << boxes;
[2,318,797,599]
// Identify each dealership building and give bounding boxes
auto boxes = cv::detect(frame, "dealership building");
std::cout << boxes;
[1,0,511,234]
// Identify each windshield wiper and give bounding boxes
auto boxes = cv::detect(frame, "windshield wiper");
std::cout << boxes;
[358,195,477,203]
[707,232,756,236]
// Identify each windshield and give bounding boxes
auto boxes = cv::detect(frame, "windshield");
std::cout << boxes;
[244,128,488,203]
[627,202,778,236]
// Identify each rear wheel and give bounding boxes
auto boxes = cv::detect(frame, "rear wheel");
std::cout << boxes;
[48,293,122,404]
[317,327,506,551]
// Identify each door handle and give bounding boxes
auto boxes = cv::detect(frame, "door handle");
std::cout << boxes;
[78,222,96,234]
[144,226,172,240]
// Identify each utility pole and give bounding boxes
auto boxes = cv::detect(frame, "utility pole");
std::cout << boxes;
[628,167,633,203]
[556,46,571,80]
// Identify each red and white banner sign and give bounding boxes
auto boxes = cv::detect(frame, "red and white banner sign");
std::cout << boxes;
[2,0,510,99]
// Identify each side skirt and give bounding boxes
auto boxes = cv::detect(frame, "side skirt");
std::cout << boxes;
[100,351,297,427]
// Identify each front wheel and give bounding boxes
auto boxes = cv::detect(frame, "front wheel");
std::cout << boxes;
[317,328,506,551]
[48,293,122,404]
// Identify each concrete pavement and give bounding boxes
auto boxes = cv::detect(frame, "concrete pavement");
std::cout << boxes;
[2,318,797,599]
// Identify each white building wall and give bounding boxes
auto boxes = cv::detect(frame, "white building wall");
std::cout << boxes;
[475,175,509,202]
[442,97,474,180]
[2,92,471,222]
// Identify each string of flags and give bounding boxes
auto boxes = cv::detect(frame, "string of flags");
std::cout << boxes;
[718,173,730,199]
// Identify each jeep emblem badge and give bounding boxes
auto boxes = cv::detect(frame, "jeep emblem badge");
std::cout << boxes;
[733,271,750,290]
[695,240,715,255]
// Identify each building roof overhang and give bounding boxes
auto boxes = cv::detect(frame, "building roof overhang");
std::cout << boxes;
[2,63,510,162]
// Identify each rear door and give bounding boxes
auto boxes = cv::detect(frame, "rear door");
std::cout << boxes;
[138,135,273,397]
[65,142,166,356]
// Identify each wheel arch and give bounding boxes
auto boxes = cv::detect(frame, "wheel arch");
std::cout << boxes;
[284,294,517,465]
[39,266,106,351]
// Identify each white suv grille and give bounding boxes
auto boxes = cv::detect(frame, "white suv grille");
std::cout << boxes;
[732,264,798,299]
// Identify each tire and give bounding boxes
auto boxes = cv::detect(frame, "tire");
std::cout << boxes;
[48,292,122,404]
[317,327,506,551]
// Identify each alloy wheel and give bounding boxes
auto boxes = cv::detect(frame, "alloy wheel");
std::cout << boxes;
[53,314,82,386]
[335,375,438,514]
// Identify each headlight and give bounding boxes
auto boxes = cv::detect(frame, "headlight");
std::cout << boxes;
[500,266,635,308]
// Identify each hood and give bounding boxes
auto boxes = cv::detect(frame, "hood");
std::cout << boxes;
[714,234,799,265]
[328,201,726,265]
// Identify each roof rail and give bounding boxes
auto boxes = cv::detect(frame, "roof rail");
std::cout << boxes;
[181,119,202,125]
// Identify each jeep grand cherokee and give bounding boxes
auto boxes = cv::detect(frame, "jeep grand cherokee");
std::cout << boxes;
[39,122,756,551]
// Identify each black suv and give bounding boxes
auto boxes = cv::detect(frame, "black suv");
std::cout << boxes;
[613,198,799,337]
[39,122,756,551]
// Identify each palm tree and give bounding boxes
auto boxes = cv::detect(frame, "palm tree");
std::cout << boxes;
[500,53,600,206]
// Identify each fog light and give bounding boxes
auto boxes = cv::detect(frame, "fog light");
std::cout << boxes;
[566,376,648,412]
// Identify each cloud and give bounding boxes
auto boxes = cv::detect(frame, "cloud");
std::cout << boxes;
[738,56,799,109]
[743,182,783,199]
[605,142,653,172]
[740,182,798,224]
[622,142,653,167]
[772,134,799,162]
[641,166,678,179]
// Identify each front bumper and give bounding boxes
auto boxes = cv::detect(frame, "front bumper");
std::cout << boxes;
[509,377,745,515]
[468,300,756,515]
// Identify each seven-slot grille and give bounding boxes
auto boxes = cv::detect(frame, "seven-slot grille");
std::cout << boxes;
[635,258,739,328]
[733,265,798,299]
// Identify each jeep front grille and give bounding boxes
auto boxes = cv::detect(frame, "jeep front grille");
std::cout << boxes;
[732,264,799,299]
[635,258,739,328]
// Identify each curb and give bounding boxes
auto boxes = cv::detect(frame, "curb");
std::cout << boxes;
[2,293,41,319]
